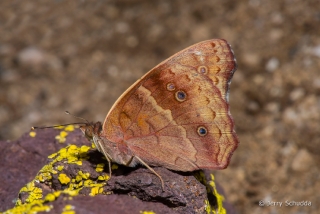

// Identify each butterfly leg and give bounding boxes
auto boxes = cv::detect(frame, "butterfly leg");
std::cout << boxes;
[105,155,112,179]
[99,146,112,178]
[93,136,113,179]
[134,156,165,190]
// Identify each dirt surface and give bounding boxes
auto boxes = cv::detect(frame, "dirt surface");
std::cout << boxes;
[1,1,319,213]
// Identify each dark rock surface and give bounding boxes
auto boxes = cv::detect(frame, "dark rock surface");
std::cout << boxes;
[1,128,236,214]
[43,194,174,214]
[0,128,65,210]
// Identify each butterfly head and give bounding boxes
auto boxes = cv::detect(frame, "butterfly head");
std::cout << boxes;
[80,121,102,142]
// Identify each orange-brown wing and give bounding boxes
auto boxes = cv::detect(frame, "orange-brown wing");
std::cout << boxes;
[102,39,239,171]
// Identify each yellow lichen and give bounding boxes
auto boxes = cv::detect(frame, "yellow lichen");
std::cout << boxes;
[208,174,226,214]
[55,136,66,143]
[29,131,36,137]
[57,165,64,171]
[73,160,83,165]
[83,180,93,186]
[38,172,52,182]
[112,164,119,170]
[55,131,68,143]
[54,125,76,144]
[58,147,68,159]
[64,204,74,210]
[62,189,78,197]
[75,174,83,182]
[98,174,110,181]
[96,163,105,172]
[204,199,211,214]
[80,145,91,158]
[54,125,65,129]
[44,191,61,202]
[194,171,227,214]
[78,170,90,179]
[62,204,75,214]
[90,186,104,196]
[64,125,75,132]
[48,152,58,159]
[17,182,43,205]
[67,145,78,154]
[140,211,156,214]
[58,173,71,184]
[91,142,96,148]
[61,211,76,214]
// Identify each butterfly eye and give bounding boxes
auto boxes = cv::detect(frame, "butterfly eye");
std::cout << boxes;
[166,83,175,91]
[175,91,187,102]
[197,126,208,136]
[198,66,208,74]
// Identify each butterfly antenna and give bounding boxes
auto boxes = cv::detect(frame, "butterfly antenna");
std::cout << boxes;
[65,111,89,123]
[31,111,89,130]
[31,122,88,130]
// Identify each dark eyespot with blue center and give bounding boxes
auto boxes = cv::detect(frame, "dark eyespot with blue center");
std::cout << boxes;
[175,90,187,102]
[197,126,207,136]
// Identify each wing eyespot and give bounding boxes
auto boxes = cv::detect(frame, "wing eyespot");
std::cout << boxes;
[166,83,175,91]
[198,66,208,75]
[175,90,187,102]
[197,126,208,137]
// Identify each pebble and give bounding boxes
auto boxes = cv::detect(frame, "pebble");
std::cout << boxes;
[291,149,314,172]
[265,57,279,72]
[17,46,62,70]
[17,47,45,66]
[289,88,305,101]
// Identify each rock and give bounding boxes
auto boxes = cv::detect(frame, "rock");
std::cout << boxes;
[45,194,174,214]
[0,128,66,211]
[1,127,236,214]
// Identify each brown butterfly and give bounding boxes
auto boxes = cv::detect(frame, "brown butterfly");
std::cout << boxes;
[80,39,239,189]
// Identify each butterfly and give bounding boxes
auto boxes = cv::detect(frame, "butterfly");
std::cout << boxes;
[80,39,239,189]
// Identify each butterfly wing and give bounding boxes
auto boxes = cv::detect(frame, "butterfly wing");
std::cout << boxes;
[102,39,239,171]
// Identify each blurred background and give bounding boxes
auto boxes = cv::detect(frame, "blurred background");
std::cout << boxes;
[0,0,319,213]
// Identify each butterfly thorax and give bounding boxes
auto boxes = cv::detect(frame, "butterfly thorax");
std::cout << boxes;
[80,122,104,152]
[80,122,102,141]
[80,121,139,167]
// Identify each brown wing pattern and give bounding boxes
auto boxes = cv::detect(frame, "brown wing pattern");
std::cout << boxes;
[103,39,238,171]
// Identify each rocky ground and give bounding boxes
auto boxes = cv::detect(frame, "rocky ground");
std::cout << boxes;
[1,1,319,213]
